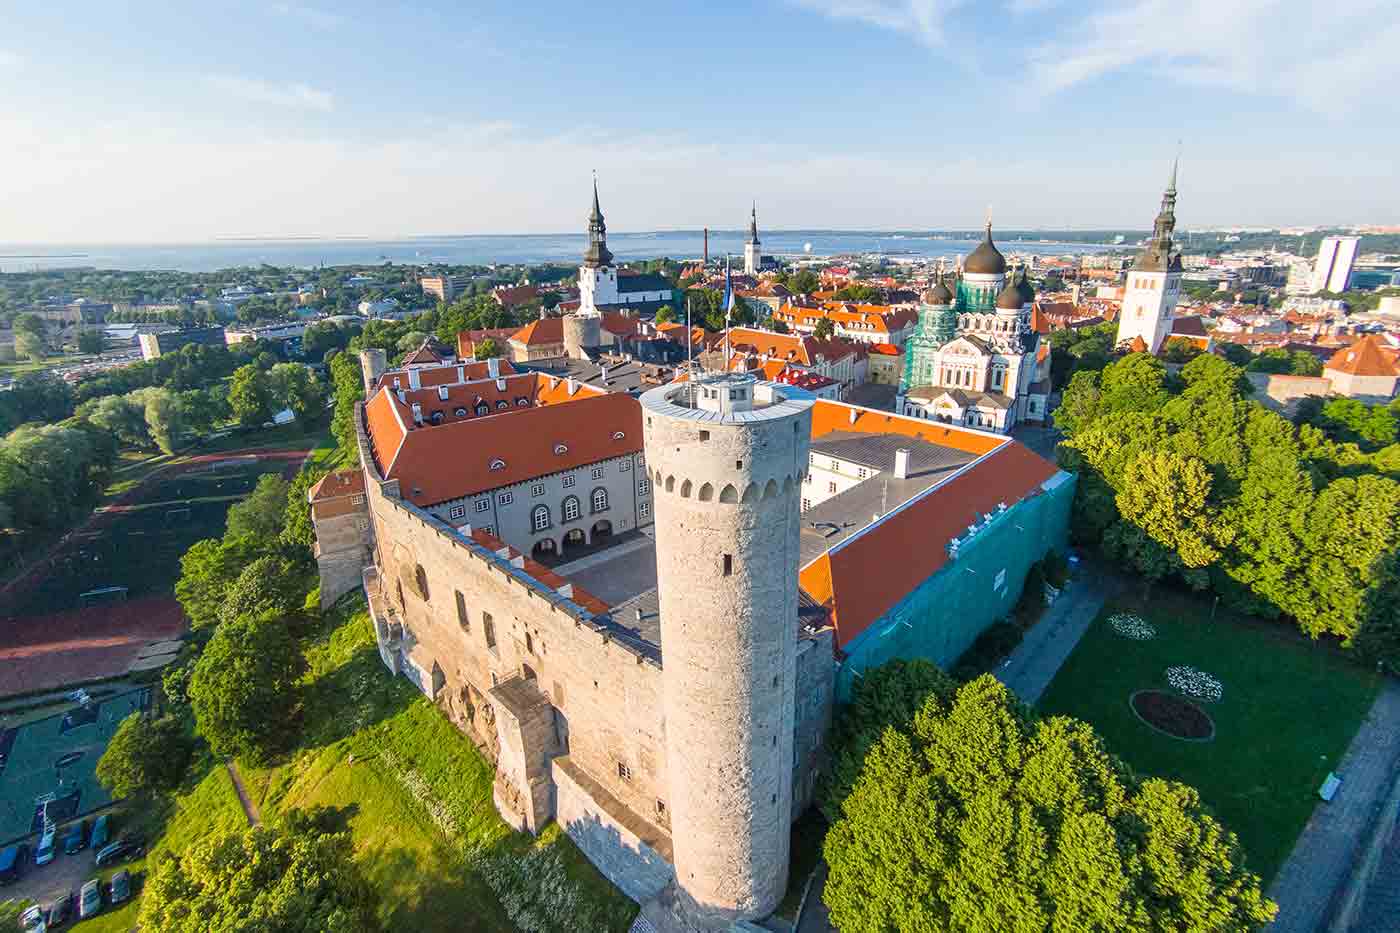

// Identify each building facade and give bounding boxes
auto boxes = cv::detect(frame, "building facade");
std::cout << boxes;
[1310,236,1360,294]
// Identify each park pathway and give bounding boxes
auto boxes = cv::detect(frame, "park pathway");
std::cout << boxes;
[1267,682,1400,932]
[996,567,1114,705]
[225,759,262,827]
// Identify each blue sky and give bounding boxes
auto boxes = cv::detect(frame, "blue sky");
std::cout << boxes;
[2,0,1397,242]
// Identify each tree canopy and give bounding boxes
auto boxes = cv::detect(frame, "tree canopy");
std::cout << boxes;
[95,713,192,799]
[138,810,377,933]
[823,674,1276,932]
[189,616,306,761]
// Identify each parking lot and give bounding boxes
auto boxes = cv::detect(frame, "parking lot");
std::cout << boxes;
[2,833,111,911]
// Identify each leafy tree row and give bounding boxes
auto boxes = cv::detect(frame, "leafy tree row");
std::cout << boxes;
[1057,352,1400,665]
[822,665,1276,931]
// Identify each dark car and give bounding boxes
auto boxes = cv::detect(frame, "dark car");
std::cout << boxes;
[94,835,144,868]
[109,868,132,905]
[0,843,28,885]
[49,891,74,927]
[78,878,102,920]
[61,820,89,855]
[90,814,110,851]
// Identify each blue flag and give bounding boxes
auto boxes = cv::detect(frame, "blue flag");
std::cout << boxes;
[723,257,734,323]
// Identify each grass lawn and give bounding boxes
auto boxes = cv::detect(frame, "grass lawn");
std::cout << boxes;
[1037,588,1382,883]
[233,597,638,933]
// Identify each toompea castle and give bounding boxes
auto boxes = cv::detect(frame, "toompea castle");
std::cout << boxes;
[309,182,1076,931]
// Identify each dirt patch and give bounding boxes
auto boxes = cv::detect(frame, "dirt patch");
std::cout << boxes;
[1130,689,1216,741]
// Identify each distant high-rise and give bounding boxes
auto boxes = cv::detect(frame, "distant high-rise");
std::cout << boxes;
[1309,236,1360,294]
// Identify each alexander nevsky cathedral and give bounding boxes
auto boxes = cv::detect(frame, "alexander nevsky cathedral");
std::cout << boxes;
[895,225,1052,432]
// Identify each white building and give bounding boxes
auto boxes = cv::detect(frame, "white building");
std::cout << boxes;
[744,204,762,276]
[1309,236,1360,294]
[1116,162,1184,354]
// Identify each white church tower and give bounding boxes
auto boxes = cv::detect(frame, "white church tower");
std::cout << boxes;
[578,177,619,313]
[743,203,761,276]
[1116,159,1183,354]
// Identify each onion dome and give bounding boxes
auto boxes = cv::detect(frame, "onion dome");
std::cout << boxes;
[921,274,953,306]
[996,278,1024,310]
[963,221,1006,275]
[1016,269,1035,305]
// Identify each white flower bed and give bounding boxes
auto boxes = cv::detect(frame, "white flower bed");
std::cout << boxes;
[1166,665,1224,702]
[1107,613,1156,640]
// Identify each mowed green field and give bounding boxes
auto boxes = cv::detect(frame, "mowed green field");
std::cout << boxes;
[1037,590,1381,883]
[9,459,289,617]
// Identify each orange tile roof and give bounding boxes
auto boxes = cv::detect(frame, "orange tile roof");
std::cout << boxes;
[456,327,518,358]
[809,400,1004,457]
[308,468,365,502]
[798,441,1059,647]
[511,317,564,347]
[364,386,640,506]
[868,342,900,356]
[465,528,610,615]
[1326,334,1400,377]
[402,359,519,388]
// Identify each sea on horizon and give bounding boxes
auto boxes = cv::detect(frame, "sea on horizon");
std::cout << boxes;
[0,230,1115,274]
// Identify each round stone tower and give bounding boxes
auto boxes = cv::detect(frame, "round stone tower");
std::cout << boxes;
[562,311,601,359]
[640,372,815,927]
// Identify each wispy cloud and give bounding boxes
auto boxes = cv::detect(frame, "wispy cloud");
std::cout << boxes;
[206,74,334,112]
[0,50,22,68]
[788,0,965,46]
[1023,0,1400,115]
[270,2,342,31]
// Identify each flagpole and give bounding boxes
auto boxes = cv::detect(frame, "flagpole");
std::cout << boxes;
[685,293,693,375]
[724,254,732,372]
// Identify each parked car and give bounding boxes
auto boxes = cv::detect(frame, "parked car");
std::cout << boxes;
[0,843,28,885]
[48,892,73,927]
[61,820,88,856]
[90,814,110,851]
[78,879,101,920]
[108,868,131,905]
[94,835,144,868]
[34,825,56,867]
[18,904,47,933]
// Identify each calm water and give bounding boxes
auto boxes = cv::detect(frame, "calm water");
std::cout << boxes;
[0,230,1113,274]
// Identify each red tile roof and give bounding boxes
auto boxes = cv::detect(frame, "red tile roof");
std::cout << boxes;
[308,468,365,503]
[493,284,539,307]
[364,385,640,506]
[1326,334,1400,376]
[465,528,610,615]
[456,327,519,359]
[867,342,900,357]
[510,317,565,347]
[798,441,1059,647]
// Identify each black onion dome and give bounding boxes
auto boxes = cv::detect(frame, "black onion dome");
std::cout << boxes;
[996,279,1024,310]
[922,277,953,305]
[963,222,1006,275]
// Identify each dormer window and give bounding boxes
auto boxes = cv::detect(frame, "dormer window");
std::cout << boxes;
[438,386,449,401]
[554,444,569,455]
[489,459,506,471]
[476,403,489,416]
[430,411,444,424]
[496,400,508,410]
[612,431,625,440]
[455,407,468,417]
[515,397,529,407]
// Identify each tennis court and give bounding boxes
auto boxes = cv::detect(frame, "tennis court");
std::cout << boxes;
[0,686,152,845]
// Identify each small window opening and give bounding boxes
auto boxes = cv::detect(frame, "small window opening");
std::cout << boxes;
[723,554,733,576]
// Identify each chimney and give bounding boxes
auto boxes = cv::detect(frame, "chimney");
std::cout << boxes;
[848,407,858,425]
[487,356,500,378]
[558,583,574,599]
[410,403,423,425]
[600,364,609,385]
[511,555,525,569]
[408,368,421,390]
[496,377,507,392]
[567,377,578,395]
[635,606,644,623]
[893,448,910,480]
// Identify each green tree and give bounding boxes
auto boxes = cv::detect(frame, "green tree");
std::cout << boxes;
[137,387,185,454]
[85,393,150,448]
[329,352,365,454]
[282,464,328,554]
[770,319,790,334]
[1161,336,1202,363]
[1115,450,1226,570]
[226,473,291,539]
[14,329,45,361]
[138,814,376,933]
[473,337,501,360]
[95,713,192,799]
[823,675,1276,932]
[175,535,261,629]
[178,387,229,436]
[820,658,958,823]
[812,317,836,340]
[269,362,326,425]
[228,364,273,427]
[788,269,820,295]
[189,617,306,761]
[218,554,306,625]
[77,329,105,354]
[653,305,676,325]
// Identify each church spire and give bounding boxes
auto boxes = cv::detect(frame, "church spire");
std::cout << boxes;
[747,202,760,246]
[583,173,613,268]
[1132,154,1182,273]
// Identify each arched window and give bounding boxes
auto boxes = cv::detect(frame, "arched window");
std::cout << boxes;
[476,403,489,416]
[496,400,508,410]
[562,495,581,522]
[591,487,609,513]
[532,505,551,532]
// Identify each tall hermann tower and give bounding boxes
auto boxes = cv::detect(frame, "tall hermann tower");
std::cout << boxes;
[743,203,762,275]
[1116,158,1183,354]
[640,373,815,929]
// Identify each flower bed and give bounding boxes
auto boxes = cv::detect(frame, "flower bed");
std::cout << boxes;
[1130,690,1215,741]
[1165,665,1224,702]
[1107,613,1156,640]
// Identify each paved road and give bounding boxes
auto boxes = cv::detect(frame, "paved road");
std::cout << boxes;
[1355,802,1400,932]
[1267,683,1400,932]
[226,760,261,827]
[996,569,1112,705]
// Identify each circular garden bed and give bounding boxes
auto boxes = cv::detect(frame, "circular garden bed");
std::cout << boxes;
[1130,689,1216,742]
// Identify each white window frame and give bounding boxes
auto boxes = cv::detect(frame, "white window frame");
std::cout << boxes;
[474,498,490,513]
[562,474,576,488]
[532,505,550,532]
[591,466,605,480]
[498,491,513,505]
[563,496,581,522]
[449,505,466,520]
[591,487,609,513]
[531,483,546,497]
[620,459,632,472]
[639,501,650,519]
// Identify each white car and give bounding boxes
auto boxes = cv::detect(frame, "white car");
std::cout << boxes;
[33,825,55,867]
[19,904,47,933]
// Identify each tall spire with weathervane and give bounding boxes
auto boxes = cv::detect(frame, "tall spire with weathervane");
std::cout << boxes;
[583,173,613,269]
[744,201,762,275]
